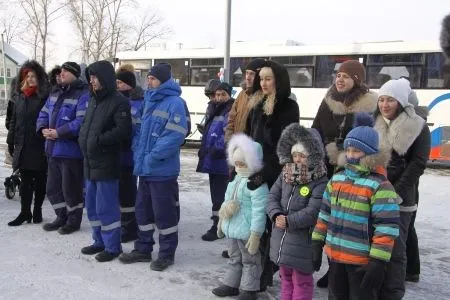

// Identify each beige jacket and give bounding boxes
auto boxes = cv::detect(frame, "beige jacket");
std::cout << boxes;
[225,89,251,142]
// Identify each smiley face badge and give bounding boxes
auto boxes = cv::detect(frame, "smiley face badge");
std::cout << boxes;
[299,185,311,197]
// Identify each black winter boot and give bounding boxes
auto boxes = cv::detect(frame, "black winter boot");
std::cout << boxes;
[43,218,66,231]
[33,197,44,224]
[212,285,239,297]
[95,251,120,262]
[81,245,105,255]
[202,216,219,241]
[150,257,174,271]
[119,250,152,264]
[8,193,33,226]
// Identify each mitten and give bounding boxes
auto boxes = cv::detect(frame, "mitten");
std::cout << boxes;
[219,201,240,220]
[312,241,324,271]
[357,259,386,290]
[245,232,261,255]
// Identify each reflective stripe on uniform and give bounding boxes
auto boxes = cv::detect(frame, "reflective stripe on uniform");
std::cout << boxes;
[76,111,86,117]
[120,206,135,213]
[102,221,121,231]
[152,110,169,119]
[52,202,66,210]
[49,96,58,103]
[131,117,140,125]
[66,203,83,212]
[41,106,50,114]
[159,225,178,235]
[166,122,187,135]
[63,98,78,105]
[138,223,156,231]
[213,116,225,121]
[90,220,101,227]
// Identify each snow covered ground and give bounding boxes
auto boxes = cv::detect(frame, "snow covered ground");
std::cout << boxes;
[1,122,450,299]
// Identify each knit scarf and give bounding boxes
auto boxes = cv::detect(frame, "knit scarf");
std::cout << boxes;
[283,161,328,185]
[23,86,37,97]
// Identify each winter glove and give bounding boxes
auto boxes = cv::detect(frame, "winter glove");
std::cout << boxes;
[219,201,240,220]
[312,241,324,272]
[245,232,261,255]
[357,259,386,290]
[210,147,226,159]
[217,218,224,239]
[247,171,264,190]
[8,144,14,157]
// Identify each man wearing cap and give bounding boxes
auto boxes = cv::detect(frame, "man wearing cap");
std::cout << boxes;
[37,61,90,235]
[119,63,188,271]
[225,58,265,142]
[115,64,144,243]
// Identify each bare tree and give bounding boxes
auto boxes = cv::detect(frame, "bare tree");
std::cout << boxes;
[20,0,66,68]
[0,14,26,45]
[126,8,172,51]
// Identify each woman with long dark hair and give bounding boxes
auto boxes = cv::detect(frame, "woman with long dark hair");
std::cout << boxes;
[7,60,49,226]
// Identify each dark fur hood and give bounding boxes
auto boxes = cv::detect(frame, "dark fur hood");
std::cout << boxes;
[16,60,49,97]
[277,123,325,167]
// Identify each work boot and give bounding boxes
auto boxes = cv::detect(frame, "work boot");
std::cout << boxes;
[119,250,152,264]
[212,285,239,297]
[81,245,105,255]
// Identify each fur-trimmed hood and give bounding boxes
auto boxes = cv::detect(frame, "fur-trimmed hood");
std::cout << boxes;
[374,105,425,155]
[324,88,378,115]
[227,133,264,174]
[16,60,49,97]
[247,60,291,116]
[277,123,325,168]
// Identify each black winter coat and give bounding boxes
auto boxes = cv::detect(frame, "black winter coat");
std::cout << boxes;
[312,87,378,177]
[374,106,431,210]
[7,61,49,171]
[79,61,132,181]
[246,60,300,188]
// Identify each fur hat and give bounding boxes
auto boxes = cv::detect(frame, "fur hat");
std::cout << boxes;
[277,123,325,168]
[61,61,81,78]
[245,58,266,72]
[148,63,171,83]
[227,134,263,174]
[338,60,366,86]
[378,78,412,108]
[344,113,379,155]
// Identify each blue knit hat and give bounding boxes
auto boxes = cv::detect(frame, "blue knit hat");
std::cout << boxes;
[344,113,379,155]
[148,63,171,83]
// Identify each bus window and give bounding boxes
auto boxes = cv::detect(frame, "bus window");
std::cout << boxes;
[287,67,314,87]
[366,54,424,88]
[424,53,446,88]
[230,57,253,87]
[315,55,361,88]
[190,68,221,86]
[154,59,189,85]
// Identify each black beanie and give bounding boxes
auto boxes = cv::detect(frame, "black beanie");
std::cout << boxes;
[245,58,266,72]
[148,63,171,83]
[61,61,81,78]
[117,70,136,88]
[216,82,233,97]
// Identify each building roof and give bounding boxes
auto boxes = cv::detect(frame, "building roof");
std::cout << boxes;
[1,42,28,65]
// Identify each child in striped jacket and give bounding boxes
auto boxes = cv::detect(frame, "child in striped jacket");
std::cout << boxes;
[312,113,400,300]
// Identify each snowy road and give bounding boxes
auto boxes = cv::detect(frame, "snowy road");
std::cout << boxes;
[1,135,450,299]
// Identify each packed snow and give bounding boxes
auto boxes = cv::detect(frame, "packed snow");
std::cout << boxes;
[1,126,450,299]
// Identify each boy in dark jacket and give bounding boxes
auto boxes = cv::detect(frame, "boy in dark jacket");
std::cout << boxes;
[78,60,132,262]
[267,124,328,300]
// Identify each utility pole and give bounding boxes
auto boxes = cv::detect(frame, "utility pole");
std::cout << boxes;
[223,0,231,83]
[1,32,7,104]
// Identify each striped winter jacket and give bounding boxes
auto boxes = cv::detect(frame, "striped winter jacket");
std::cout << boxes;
[312,163,400,265]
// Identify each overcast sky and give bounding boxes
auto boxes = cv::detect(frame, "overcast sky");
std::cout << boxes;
[9,0,450,68]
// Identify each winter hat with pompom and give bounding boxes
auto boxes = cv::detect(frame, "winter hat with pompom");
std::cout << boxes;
[344,112,379,155]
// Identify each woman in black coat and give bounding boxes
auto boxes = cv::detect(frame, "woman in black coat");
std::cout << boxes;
[7,60,49,226]
[245,60,300,292]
